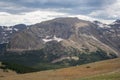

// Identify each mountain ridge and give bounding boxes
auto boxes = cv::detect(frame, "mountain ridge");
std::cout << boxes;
[8,17,119,56]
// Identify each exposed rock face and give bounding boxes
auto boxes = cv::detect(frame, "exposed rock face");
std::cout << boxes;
[0,24,28,44]
[8,17,119,57]
[93,20,120,56]
[9,18,81,50]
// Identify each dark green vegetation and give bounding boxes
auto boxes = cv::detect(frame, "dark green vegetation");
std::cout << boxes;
[0,43,118,74]
[1,58,120,80]
[0,62,38,74]
[0,43,7,54]
[0,46,117,74]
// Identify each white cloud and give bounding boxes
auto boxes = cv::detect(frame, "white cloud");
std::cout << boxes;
[89,0,120,19]
[0,10,114,26]
[0,10,68,26]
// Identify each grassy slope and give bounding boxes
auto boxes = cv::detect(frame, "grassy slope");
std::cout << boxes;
[0,62,17,78]
[1,58,120,80]
[78,71,120,80]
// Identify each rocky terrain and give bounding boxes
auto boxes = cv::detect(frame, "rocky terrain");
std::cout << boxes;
[0,17,119,70]
[0,24,28,44]
[8,18,120,56]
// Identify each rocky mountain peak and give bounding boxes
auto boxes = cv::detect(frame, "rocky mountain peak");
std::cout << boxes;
[93,21,102,24]
[93,20,110,28]
[0,24,28,44]
[114,19,120,24]
[109,19,120,28]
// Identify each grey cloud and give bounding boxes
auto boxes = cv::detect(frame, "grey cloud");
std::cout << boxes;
[0,0,118,19]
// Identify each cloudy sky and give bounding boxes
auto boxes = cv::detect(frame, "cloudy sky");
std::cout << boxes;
[0,0,120,26]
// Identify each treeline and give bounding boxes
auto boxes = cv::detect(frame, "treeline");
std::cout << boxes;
[0,62,38,74]
[0,43,7,54]
[0,47,118,74]
[55,49,118,66]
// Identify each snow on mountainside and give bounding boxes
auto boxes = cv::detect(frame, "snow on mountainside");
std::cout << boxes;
[0,24,28,44]
[42,35,63,43]
[7,18,119,57]
[111,19,120,25]
[93,21,111,28]
[0,18,120,57]
[0,19,119,45]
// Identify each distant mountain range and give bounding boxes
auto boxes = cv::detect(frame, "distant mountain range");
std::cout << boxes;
[0,17,119,70]
[0,24,29,44]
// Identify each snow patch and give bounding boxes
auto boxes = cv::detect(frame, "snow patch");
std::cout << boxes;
[97,23,111,28]
[71,56,79,61]
[53,35,63,42]
[42,38,53,43]
[14,28,19,31]
[42,35,63,43]
[46,36,51,38]
[112,20,120,25]
[4,27,12,31]
[51,56,79,63]
[94,21,111,28]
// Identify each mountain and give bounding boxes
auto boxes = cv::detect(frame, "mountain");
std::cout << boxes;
[1,58,120,80]
[0,24,28,44]
[8,18,119,55]
[94,20,120,56]
[0,17,119,70]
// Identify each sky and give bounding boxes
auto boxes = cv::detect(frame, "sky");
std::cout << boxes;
[0,0,120,26]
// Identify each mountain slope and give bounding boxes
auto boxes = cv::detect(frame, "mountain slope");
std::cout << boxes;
[1,58,120,80]
[0,17,116,67]
[8,18,118,56]
[94,20,120,56]
[0,62,17,78]
[78,71,120,80]
[0,24,28,44]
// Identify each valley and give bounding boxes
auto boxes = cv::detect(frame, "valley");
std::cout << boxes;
[0,58,120,80]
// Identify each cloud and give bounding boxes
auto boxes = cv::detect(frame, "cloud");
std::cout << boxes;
[0,0,114,14]
[89,0,120,19]
[0,10,67,26]
[0,10,113,26]
[0,0,119,26]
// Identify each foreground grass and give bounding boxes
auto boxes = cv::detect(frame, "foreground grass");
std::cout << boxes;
[0,62,17,78]
[78,70,120,80]
[0,58,120,80]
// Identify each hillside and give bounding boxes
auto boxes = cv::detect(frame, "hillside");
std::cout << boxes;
[9,18,119,56]
[0,17,119,73]
[1,17,117,69]
[1,58,120,80]
[0,24,28,44]
[0,62,17,78]
[78,71,120,80]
